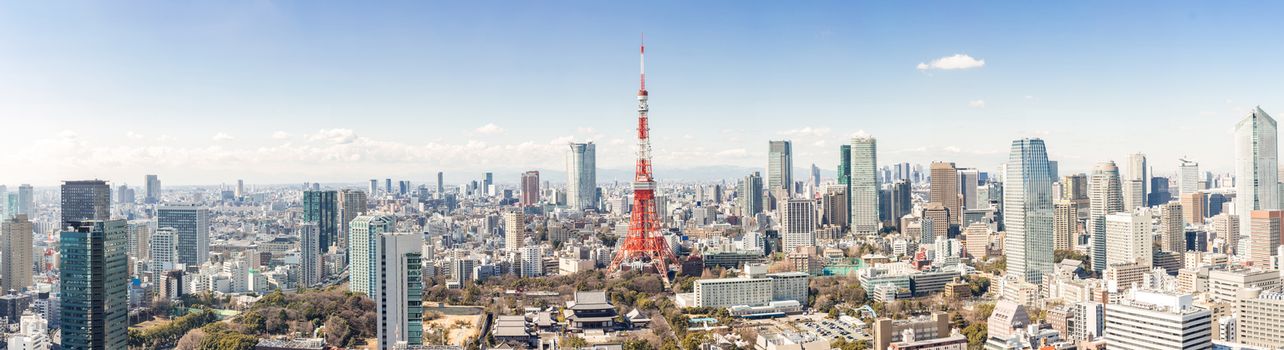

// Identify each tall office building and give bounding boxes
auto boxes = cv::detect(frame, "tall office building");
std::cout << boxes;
[741,172,764,218]
[385,179,392,194]
[1180,192,1207,226]
[1003,138,1054,284]
[1234,287,1284,349]
[127,221,151,262]
[349,215,395,297]
[1089,161,1123,272]
[148,228,178,278]
[838,145,851,195]
[921,203,950,243]
[1177,158,1200,196]
[1,215,33,292]
[337,189,368,257]
[930,162,961,227]
[781,199,816,253]
[850,136,880,235]
[375,233,424,349]
[1235,107,1280,247]
[234,179,244,198]
[144,175,161,204]
[303,190,339,251]
[887,180,912,230]
[60,219,128,350]
[1060,174,1089,205]
[436,172,445,195]
[114,185,134,205]
[520,171,540,206]
[1053,200,1078,251]
[16,184,33,219]
[958,168,980,210]
[1122,179,1146,211]
[1249,210,1284,267]
[1128,153,1149,204]
[504,211,525,250]
[1106,209,1154,268]
[567,142,597,211]
[1158,202,1185,255]
[767,141,793,196]
[60,180,110,228]
[1149,177,1173,206]
[157,205,209,266]
[369,179,378,196]
[299,223,321,287]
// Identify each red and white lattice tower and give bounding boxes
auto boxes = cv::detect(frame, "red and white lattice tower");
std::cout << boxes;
[607,38,678,277]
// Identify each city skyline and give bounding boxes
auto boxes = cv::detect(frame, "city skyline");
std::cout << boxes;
[3,2,1284,185]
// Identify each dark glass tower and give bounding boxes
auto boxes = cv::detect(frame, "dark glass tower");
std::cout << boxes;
[60,180,111,228]
[303,190,339,251]
[61,219,128,350]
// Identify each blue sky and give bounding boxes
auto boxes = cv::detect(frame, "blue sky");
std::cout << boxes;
[1,1,1282,185]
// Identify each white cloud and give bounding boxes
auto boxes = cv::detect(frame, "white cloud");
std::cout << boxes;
[576,127,596,134]
[271,131,291,140]
[309,129,357,144]
[916,54,985,71]
[968,100,986,108]
[126,131,144,140]
[944,146,962,153]
[212,132,234,141]
[781,127,832,138]
[714,148,749,157]
[475,123,504,135]
[851,130,870,138]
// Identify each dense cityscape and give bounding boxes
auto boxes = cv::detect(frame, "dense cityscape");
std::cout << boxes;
[7,2,1284,350]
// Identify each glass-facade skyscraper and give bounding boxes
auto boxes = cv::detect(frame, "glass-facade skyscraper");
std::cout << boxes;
[1234,107,1279,245]
[157,205,210,266]
[849,136,880,235]
[60,180,111,228]
[767,140,793,195]
[567,142,597,211]
[1089,161,1123,273]
[60,219,128,350]
[303,190,339,251]
[1003,138,1054,284]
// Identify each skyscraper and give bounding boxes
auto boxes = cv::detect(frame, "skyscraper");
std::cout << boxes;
[349,215,395,297]
[1053,200,1078,251]
[157,205,210,266]
[337,189,368,258]
[1003,138,1054,284]
[504,211,525,250]
[16,184,33,219]
[958,168,980,210]
[375,232,423,349]
[1158,202,1185,255]
[234,179,244,198]
[741,172,764,218]
[781,199,816,253]
[520,171,540,206]
[1089,161,1123,273]
[299,223,321,287]
[838,145,851,195]
[849,136,880,235]
[60,180,110,228]
[1177,158,1200,196]
[1235,107,1280,243]
[303,190,339,251]
[887,180,912,231]
[369,179,378,196]
[1181,192,1207,225]
[567,142,597,212]
[60,219,128,350]
[767,140,793,196]
[436,172,445,195]
[1249,210,1284,267]
[1106,209,1153,268]
[148,227,178,278]
[1122,179,1146,211]
[1,215,33,292]
[1127,153,1149,204]
[144,174,160,204]
[930,162,960,227]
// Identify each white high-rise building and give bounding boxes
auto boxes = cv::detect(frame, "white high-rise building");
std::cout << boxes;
[1104,291,1211,350]
[504,211,525,251]
[7,313,50,350]
[1128,153,1149,205]
[518,245,543,278]
[1089,161,1123,272]
[349,215,395,296]
[149,227,179,276]
[1235,107,1280,245]
[1177,158,1200,196]
[849,136,880,235]
[375,232,423,349]
[781,198,816,253]
[1105,209,1153,269]
[299,223,322,287]
[767,140,793,196]
[1004,138,1055,284]
[567,142,597,211]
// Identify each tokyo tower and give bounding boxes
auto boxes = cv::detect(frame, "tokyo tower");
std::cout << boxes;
[607,38,678,277]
